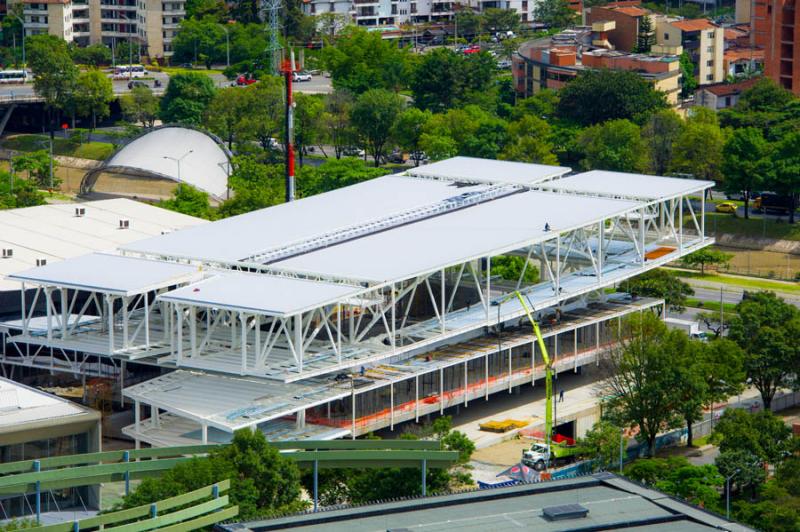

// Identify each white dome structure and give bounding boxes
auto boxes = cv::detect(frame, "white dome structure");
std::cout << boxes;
[81,125,231,201]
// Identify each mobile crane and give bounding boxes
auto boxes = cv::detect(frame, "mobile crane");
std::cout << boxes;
[496,291,579,470]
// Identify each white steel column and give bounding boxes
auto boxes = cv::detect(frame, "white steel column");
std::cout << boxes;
[240,312,247,374]
[574,328,578,371]
[60,288,67,339]
[106,295,115,353]
[679,197,684,253]
[122,296,129,350]
[415,374,419,422]
[484,351,489,400]
[555,236,561,297]
[390,381,394,430]
[337,305,343,362]
[701,194,705,237]
[485,257,492,326]
[464,361,468,406]
[508,348,512,393]
[176,305,183,364]
[531,339,536,386]
[640,206,646,264]
[44,288,52,341]
[201,424,208,444]
[439,367,444,415]
[391,284,396,351]
[598,221,604,281]
[189,306,197,358]
[440,269,446,333]
[134,399,140,449]
[20,282,27,336]
[295,314,303,371]
[144,292,150,349]
[120,360,126,407]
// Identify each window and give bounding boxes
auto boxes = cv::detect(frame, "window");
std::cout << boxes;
[706,74,713,81]
[707,31,714,38]
[707,46,713,52]
[707,60,713,66]
[663,32,669,40]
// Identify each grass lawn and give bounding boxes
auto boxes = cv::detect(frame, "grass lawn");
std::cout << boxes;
[685,298,738,314]
[699,212,800,241]
[161,67,224,76]
[3,134,115,161]
[674,270,800,294]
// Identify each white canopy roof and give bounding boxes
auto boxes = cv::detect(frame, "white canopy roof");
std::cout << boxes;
[545,170,714,201]
[102,126,230,200]
[122,175,484,263]
[8,253,203,296]
[274,191,640,284]
[0,377,88,428]
[158,271,363,317]
[407,156,570,186]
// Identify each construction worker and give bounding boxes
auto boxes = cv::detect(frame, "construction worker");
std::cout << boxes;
[559,389,564,403]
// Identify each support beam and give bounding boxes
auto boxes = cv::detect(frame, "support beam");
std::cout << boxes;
[439,366,444,415]
[240,312,247,374]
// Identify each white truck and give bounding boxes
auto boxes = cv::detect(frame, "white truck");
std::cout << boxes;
[665,317,706,340]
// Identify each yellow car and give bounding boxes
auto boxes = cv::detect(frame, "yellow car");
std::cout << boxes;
[716,201,738,214]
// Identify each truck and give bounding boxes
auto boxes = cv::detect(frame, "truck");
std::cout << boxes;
[665,317,707,340]
[754,192,796,215]
[522,434,581,470]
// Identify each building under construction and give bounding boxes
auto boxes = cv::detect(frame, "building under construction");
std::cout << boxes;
[0,157,713,447]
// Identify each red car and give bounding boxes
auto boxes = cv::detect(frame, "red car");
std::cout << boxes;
[463,45,481,54]
[235,74,257,86]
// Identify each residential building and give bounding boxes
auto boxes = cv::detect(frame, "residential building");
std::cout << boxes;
[754,0,800,93]
[585,4,655,52]
[513,28,682,105]
[6,0,185,59]
[654,18,725,85]
[0,377,101,519]
[736,0,752,23]
[695,77,760,109]
[724,47,764,76]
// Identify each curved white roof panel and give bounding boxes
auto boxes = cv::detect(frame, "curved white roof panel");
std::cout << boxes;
[545,171,714,201]
[407,156,570,185]
[103,127,229,200]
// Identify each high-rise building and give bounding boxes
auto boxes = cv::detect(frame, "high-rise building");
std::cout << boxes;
[755,0,800,93]
[653,18,725,85]
[7,0,185,60]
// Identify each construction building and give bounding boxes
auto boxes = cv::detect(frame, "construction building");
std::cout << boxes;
[0,157,713,448]
[7,0,185,59]
[513,28,682,105]
[753,0,800,93]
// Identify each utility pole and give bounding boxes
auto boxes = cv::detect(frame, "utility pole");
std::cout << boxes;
[281,50,297,202]
[261,0,282,75]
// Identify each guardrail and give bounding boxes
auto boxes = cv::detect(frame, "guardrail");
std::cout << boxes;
[0,440,459,520]
[28,480,236,532]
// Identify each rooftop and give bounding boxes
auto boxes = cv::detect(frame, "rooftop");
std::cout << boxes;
[701,77,760,97]
[406,157,570,186]
[544,170,713,201]
[229,473,753,532]
[670,18,717,32]
[0,377,96,432]
[0,199,206,293]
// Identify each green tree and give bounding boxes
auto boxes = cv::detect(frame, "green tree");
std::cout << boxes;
[695,338,746,414]
[557,69,667,126]
[770,130,800,224]
[186,0,228,20]
[27,35,79,144]
[671,108,725,183]
[712,409,794,465]
[299,158,389,197]
[727,291,800,409]
[74,69,114,139]
[623,456,689,484]
[455,10,482,38]
[118,429,303,519]
[0,172,46,209]
[323,89,356,159]
[715,449,766,496]
[513,90,560,120]
[499,115,558,165]
[218,157,283,217]
[681,248,733,275]
[120,85,159,128]
[12,150,59,189]
[70,43,112,66]
[618,269,693,311]
[655,463,723,509]
[635,15,654,53]
[172,17,226,68]
[393,107,431,166]
[481,8,520,33]
[580,420,623,471]
[679,52,697,98]
[491,255,539,283]
[160,183,216,220]
[351,89,403,167]
[239,77,284,155]
[672,335,708,448]
[534,0,578,29]
[160,72,217,125]
[294,93,325,166]
[411,48,495,112]
[601,313,684,456]
[642,109,683,176]
[578,119,649,173]
[205,87,251,150]
[722,127,771,219]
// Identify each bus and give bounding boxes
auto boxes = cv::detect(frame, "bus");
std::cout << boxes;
[113,64,147,79]
[0,70,28,84]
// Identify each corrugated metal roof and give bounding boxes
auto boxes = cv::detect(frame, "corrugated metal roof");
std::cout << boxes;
[0,377,87,428]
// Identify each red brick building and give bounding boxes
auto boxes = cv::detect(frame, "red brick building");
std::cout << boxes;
[755,0,800,93]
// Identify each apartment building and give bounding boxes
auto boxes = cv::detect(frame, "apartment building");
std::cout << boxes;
[754,0,800,94]
[8,0,184,59]
[585,4,654,52]
[513,27,682,106]
[653,18,725,85]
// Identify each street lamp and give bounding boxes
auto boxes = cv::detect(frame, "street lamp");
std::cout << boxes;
[11,13,25,66]
[163,149,193,182]
[219,24,231,68]
[725,468,740,520]
[217,160,231,199]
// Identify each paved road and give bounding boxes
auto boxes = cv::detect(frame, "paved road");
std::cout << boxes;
[684,276,800,307]
[208,72,332,93]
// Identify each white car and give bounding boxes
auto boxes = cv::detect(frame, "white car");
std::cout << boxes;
[292,71,312,82]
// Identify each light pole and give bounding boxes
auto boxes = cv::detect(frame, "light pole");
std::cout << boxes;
[619,430,625,473]
[163,149,193,182]
[12,13,25,66]
[726,469,740,520]
[220,24,230,68]
[217,160,231,199]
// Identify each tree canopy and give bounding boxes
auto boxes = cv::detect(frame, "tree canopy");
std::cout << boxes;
[160,73,217,125]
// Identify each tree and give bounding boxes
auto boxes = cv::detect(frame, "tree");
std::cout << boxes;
[160,72,217,125]
[294,93,325,166]
[299,158,389,197]
[578,119,649,173]
[770,130,800,224]
[619,269,693,311]
[240,78,284,155]
[481,8,520,33]
[727,291,800,409]
[120,85,159,128]
[70,43,112,66]
[219,157,283,217]
[679,52,697,99]
[27,35,79,142]
[580,420,623,471]
[323,89,356,159]
[534,0,578,29]
[635,15,654,53]
[696,338,746,413]
[74,69,114,139]
[712,408,794,465]
[12,151,59,189]
[117,429,303,519]
[600,312,684,456]
[722,127,772,219]
[642,109,683,176]
[205,87,250,150]
[160,184,216,220]
[491,255,539,283]
[455,10,482,38]
[322,26,411,94]
[500,115,558,165]
[715,449,766,497]
[557,69,667,126]
[672,336,708,448]
[411,48,495,112]
[351,89,403,167]
[393,107,431,166]
[681,248,733,275]
[0,172,46,209]
[671,108,725,183]
[172,17,226,68]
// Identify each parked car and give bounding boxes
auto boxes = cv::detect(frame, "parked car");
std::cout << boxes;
[342,146,365,157]
[497,59,512,69]
[127,80,148,89]
[235,74,257,86]
[178,63,194,69]
[715,201,738,214]
[292,71,312,82]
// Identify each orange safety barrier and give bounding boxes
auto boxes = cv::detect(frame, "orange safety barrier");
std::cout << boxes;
[644,246,676,261]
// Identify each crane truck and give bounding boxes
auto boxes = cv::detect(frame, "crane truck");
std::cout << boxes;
[498,292,581,470]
